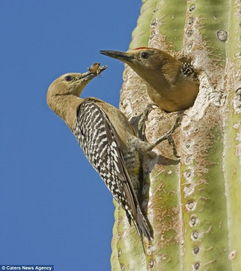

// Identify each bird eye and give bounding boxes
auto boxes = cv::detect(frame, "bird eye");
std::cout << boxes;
[64,75,73,81]
[140,52,149,59]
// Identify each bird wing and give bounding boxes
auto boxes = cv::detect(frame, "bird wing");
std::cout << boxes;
[73,100,138,220]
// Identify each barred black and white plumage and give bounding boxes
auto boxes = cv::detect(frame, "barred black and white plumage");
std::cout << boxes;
[73,100,151,240]
[181,62,195,77]
[47,70,153,249]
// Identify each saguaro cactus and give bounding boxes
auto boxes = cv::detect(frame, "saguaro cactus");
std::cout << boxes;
[111,0,241,270]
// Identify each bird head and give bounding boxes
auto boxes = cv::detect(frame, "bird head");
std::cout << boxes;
[46,64,107,129]
[47,64,107,101]
[101,47,176,74]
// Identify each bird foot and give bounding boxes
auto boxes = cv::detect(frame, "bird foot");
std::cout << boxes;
[145,113,183,158]
[129,104,157,141]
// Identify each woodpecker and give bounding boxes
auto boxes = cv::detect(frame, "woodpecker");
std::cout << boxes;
[47,64,156,244]
[100,47,199,112]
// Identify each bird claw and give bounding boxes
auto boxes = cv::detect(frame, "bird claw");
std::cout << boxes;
[144,113,182,157]
[167,135,180,158]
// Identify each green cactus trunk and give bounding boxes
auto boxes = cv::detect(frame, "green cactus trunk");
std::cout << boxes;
[111,0,241,270]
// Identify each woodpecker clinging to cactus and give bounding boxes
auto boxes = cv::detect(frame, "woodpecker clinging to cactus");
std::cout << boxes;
[47,63,181,247]
[101,47,199,112]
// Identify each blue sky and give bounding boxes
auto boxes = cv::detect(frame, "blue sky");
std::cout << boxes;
[0,1,141,270]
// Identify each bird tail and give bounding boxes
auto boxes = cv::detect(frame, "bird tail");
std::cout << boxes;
[135,206,153,241]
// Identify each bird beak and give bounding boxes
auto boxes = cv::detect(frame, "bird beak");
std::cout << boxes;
[100,50,134,63]
[79,71,93,80]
